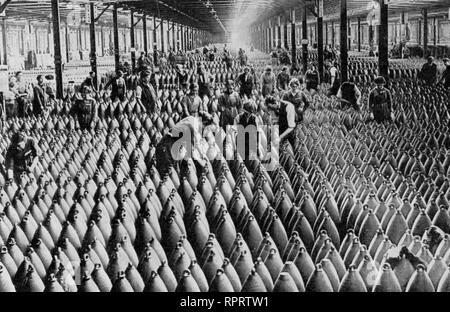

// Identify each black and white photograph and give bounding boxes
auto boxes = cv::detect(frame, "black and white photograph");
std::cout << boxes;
[0,0,449,299]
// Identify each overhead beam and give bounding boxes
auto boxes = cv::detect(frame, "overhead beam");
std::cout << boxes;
[94,4,111,23]
[133,15,143,27]
[0,0,12,14]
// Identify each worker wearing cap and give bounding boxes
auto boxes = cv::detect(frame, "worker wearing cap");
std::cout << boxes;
[261,66,277,97]
[237,66,254,99]
[105,70,127,102]
[218,80,242,130]
[70,86,98,130]
[45,85,57,116]
[368,76,394,123]
[234,99,261,163]
[155,116,206,176]
[80,72,98,94]
[419,56,438,85]
[439,58,450,89]
[5,125,41,182]
[277,66,290,93]
[280,77,310,123]
[64,81,77,103]
[181,83,211,121]
[32,75,46,116]
[337,77,362,111]
[276,78,304,148]
[305,65,320,96]
[136,69,158,114]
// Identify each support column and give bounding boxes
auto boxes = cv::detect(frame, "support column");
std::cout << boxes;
[51,0,63,99]
[113,4,120,73]
[143,15,148,55]
[172,22,176,51]
[369,20,374,54]
[48,21,52,54]
[357,17,361,52]
[268,20,272,52]
[348,19,351,51]
[317,0,324,81]
[160,18,165,53]
[284,15,289,50]
[180,25,185,52]
[340,0,348,83]
[89,2,98,88]
[379,0,389,79]
[302,5,308,74]
[423,9,428,58]
[65,20,70,63]
[433,17,437,56]
[153,17,158,52]
[130,10,136,71]
[325,22,328,45]
[2,18,7,65]
[291,10,297,67]
[277,16,282,48]
[100,26,105,56]
[262,26,265,52]
[418,19,422,46]
[332,21,335,47]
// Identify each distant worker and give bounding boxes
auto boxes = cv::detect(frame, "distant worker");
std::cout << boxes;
[136,69,158,114]
[237,66,255,99]
[305,65,320,96]
[368,76,394,123]
[105,70,127,102]
[419,56,438,85]
[70,86,98,130]
[439,58,450,88]
[277,66,291,93]
[336,77,362,111]
[261,66,277,97]
[32,75,46,116]
[219,80,242,130]
[5,125,41,181]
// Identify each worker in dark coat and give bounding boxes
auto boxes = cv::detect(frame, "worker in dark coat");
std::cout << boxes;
[219,80,242,130]
[305,65,320,95]
[70,86,98,130]
[32,75,46,116]
[105,70,127,102]
[136,69,159,114]
[337,77,362,111]
[197,63,213,99]
[155,116,206,177]
[419,56,438,85]
[5,125,42,182]
[280,77,310,123]
[234,100,260,163]
[277,66,290,93]
[368,76,394,123]
[439,58,450,88]
[237,67,254,99]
